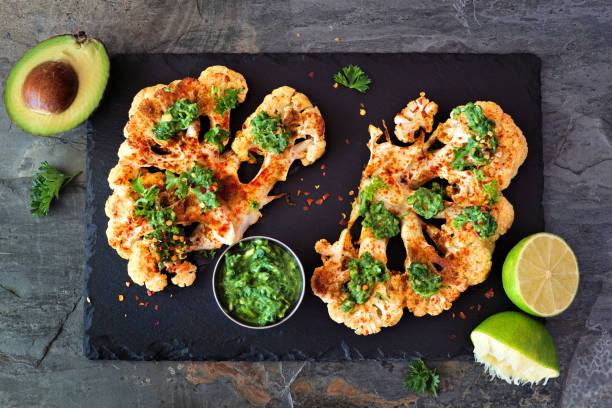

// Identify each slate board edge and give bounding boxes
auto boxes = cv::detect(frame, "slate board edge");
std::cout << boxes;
[83,53,543,361]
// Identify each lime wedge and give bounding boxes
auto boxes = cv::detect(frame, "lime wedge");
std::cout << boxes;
[502,233,579,317]
[471,311,560,385]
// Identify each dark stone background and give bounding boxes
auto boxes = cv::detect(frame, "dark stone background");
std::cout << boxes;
[0,1,610,406]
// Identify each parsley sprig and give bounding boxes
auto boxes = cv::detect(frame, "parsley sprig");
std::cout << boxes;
[250,111,291,154]
[403,359,440,396]
[408,262,442,298]
[203,125,230,153]
[152,98,200,141]
[165,162,220,211]
[30,161,80,217]
[333,65,371,93]
[211,86,242,115]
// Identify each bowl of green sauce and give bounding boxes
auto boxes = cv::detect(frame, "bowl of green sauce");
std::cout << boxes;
[212,236,305,329]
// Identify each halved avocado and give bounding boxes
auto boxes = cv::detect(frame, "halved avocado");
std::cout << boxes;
[4,31,109,136]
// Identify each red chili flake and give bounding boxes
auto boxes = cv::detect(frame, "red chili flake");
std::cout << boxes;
[338,195,344,201]
[135,296,140,301]
[303,191,310,196]
[469,305,475,310]
[321,164,325,170]
[154,304,159,311]
[322,172,326,176]
[360,102,365,108]
[297,189,302,197]
[302,206,309,211]
[322,193,330,201]
[452,312,456,319]
[450,334,457,340]
[144,302,149,308]
[307,198,314,205]
[284,194,296,206]
[308,71,314,78]
[155,321,160,326]
[315,198,323,205]
[147,290,153,297]
[345,139,350,144]
[484,288,495,299]
[477,304,482,311]
[459,312,466,320]
[339,218,348,226]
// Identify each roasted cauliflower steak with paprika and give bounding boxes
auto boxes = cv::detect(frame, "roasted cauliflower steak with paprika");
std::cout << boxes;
[106,66,325,292]
[312,93,527,335]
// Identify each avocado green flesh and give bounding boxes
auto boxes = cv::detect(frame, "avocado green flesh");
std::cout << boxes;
[4,34,110,136]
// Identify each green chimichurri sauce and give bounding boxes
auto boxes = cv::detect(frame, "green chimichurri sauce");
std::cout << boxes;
[219,238,302,326]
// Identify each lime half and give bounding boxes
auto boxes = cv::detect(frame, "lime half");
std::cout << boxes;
[471,311,560,385]
[502,233,579,317]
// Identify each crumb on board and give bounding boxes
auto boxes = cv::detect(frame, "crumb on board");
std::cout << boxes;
[125,281,131,287]
[118,294,124,302]
[360,109,366,116]
[334,37,340,42]
[296,33,301,38]
[349,190,355,196]
[345,138,350,144]
[308,71,314,78]
[450,334,457,340]
[333,83,339,89]
[315,185,320,189]
[302,206,309,211]
[86,297,91,303]
[459,312,466,320]
[484,288,495,299]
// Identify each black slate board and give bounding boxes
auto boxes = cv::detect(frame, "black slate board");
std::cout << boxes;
[84,53,542,361]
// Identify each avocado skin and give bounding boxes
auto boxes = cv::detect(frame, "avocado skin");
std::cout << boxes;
[4,31,110,136]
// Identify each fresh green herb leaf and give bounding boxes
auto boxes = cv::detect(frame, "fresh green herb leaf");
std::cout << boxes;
[482,179,500,203]
[342,252,388,312]
[250,111,291,154]
[29,161,80,217]
[212,87,242,115]
[408,262,442,298]
[403,359,440,396]
[199,249,217,258]
[450,103,498,171]
[374,292,388,302]
[151,98,200,141]
[359,176,388,215]
[452,206,497,238]
[407,182,446,219]
[220,238,302,326]
[165,163,220,210]
[249,200,259,209]
[203,125,230,153]
[358,176,399,239]
[362,201,400,239]
[130,175,187,269]
[163,87,173,92]
[333,64,371,93]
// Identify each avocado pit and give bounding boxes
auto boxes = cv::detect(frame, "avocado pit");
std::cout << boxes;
[22,61,79,115]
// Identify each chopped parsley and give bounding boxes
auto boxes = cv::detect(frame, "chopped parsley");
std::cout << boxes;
[130,173,187,269]
[362,201,400,240]
[358,176,399,239]
[403,359,440,396]
[333,64,371,93]
[407,182,446,219]
[165,162,220,211]
[211,86,242,115]
[163,87,173,93]
[203,125,230,153]
[341,252,388,312]
[152,98,200,141]
[408,262,442,298]
[452,206,497,238]
[250,111,291,154]
[29,161,80,217]
[220,238,302,326]
[450,103,498,171]
[473,169,500,204]
[199,249,217,258]
[249,200,259,209]
[374,292,388,302]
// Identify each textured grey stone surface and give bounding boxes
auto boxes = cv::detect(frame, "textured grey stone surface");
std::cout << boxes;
[0,0,610,406]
